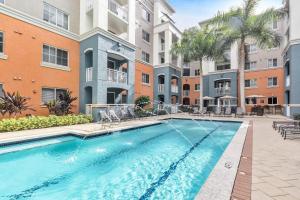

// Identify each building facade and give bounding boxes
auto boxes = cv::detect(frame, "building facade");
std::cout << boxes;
[283,0,300,117]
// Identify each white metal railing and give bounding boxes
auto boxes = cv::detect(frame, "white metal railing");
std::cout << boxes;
[86,67,93,82]
[158,84,164,93]
[183,90,190,96]
[86,104,135,115]
[86,0,93,12]
[286,75,290,87]
[107,69,128,84]
[108,0,128,22]
[216,87,231,96]
[171,85,179,93]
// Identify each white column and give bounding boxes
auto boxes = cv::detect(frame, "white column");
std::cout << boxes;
[165,30,173,64]
[94,0,108,30]
[153,33,160,65]
[128,0,136,44]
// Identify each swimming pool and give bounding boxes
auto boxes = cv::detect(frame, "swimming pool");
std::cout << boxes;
[0,119,241,200]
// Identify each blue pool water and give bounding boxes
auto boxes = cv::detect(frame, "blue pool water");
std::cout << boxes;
[0,119,241,200]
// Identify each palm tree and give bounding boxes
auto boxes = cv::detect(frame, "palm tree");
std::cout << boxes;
[171,26,226,110]
[209,0,281,112]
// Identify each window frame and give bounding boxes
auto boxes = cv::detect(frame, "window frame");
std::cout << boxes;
[246,44,257,54]
[195,69,200,76]
[43,2,69,30]
[245,61,257,71]
[142,30,150,43]
[142,51,150,63]
[0,31,4,54]
[195,84,200,91]
[142,73,150,85]
[268,96,278,105]
[245,79,257,88]
[268,77,278,87]
[142,8,151,23]
[41,87,67,105]
[0,83,3,97]
[268,58,278,68]
[42,44,69,68]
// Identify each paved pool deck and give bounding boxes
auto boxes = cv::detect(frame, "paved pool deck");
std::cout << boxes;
[1,114,300,199]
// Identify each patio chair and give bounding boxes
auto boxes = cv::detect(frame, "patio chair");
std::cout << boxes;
[273,121,297,130]
[108,109,121,122]
[127,106,137,119]
[214,107,222,116]
[192,107,200,115]
[199,107,208,116]
[282,125,300,139]
[224,107,232,116]
[99,110,112,123]
[235,107,245,118]
[279,122,300,136]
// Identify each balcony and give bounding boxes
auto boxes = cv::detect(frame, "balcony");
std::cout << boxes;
[108,0,128,22]
[183,90,190,97]
[86,67,93,82]
[216,87,231,96]
[158,84,164,93]
[107,69,128,84]
[86,0,94,12]
[171,85,179,93]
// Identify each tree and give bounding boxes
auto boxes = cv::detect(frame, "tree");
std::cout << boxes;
[171,26,226,109]
[0,90,35,117]
[209,0,281,111]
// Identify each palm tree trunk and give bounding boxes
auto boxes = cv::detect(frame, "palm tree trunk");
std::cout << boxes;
[239,40,246,112]
[199,59,204,110]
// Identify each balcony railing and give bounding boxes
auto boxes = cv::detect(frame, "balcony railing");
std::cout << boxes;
[183,90,190,96]
[86,0,94,12]
[108,0,128,22]
[158,84,164,93]
[86,67,93,82]
[107,69,128,84]
[216,87,231,96]
[171,85,179,93]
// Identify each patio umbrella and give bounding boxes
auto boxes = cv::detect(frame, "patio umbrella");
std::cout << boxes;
[220,95,237,99]
[202,96,215,100]
[246,95,266,98]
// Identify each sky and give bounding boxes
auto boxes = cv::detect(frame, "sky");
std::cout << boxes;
[169,0,283,31]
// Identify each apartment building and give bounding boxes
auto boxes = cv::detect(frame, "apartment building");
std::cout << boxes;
[0,0,80,116]
[283,0,300,117]
[153,0,182,106]
[134,0,154,102]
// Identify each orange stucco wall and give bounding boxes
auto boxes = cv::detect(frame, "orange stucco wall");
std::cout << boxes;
[0,14,80,117]
[244,68,284,112]
[182,76,201,106]
[134,61,154,103]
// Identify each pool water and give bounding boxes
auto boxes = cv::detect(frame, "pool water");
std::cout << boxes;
[0,119,241,200]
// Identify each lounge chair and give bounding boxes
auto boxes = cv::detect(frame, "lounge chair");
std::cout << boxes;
[192,107,200,115]
[224,107,232,116]
[99,110,112,123]
[282,126,300,139]
[214,107,222,116]
[127,107,137,119]
[235,107,245,118]
[199,107,208,116]
[273,121,297,130]
[108,109,121,122]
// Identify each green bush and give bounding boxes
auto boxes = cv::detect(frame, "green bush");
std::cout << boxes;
[0,115,93,133]
[135,96,151,108]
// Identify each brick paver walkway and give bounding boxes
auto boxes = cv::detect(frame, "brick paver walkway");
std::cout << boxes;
[252,117,300,200]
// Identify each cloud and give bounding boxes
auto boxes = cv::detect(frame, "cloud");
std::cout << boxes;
[169,0,283,31]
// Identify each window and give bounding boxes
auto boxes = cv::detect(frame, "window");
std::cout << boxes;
[268,97,278,105]
[0,32,3,54]
[183,68,190,76]
[216,64,230,71]
[142,73,150,84]
[245,79,257,88]
[43,45,68,67]
[195,84,200,91]
[142,30,150,43]
[268,77,278,87]
[42,88,67,104]
[0,84,3,97]
[142,51,150,63]
[268,58,278,68]
[245,98,257,105]
[142,8,151,22]
[272,19,278,30]
[195,69,200,76]
[245,61,257,71]
[43,3,69,30]
[246,44,257,53]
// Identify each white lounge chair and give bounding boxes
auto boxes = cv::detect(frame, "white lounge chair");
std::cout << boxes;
[108,109,121,122]
[99,110,112,123]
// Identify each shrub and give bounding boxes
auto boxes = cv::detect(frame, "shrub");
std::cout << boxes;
[0,90,35,117]
[45,90,77,116]
[294,114,300,120]
[0,115,93,133]
[135,96,151,109]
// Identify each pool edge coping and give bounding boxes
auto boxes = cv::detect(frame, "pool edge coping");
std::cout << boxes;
[195,120,250,200]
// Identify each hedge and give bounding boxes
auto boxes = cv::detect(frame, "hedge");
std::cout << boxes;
[0,115,93,133]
